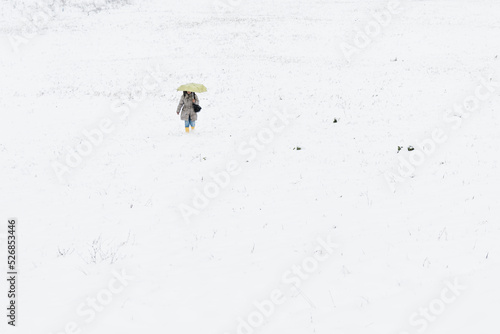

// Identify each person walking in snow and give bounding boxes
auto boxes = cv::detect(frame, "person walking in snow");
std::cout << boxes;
[176,91,199,133]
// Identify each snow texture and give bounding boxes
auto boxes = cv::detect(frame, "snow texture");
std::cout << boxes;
[0,0,499,333]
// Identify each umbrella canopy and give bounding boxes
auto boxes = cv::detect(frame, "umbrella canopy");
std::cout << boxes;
[177,83,207,93]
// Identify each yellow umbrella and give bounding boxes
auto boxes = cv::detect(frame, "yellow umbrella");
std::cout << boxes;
[177,83,208,93]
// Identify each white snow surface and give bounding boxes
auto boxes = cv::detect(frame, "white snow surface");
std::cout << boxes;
[1,0,500,333]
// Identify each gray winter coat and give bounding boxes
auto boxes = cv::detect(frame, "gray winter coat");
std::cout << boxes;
[177,92,199,121]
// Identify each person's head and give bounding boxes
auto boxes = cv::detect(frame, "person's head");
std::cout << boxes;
[183,91,192,97]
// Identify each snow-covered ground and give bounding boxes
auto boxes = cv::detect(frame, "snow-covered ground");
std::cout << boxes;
[1,0,499,333]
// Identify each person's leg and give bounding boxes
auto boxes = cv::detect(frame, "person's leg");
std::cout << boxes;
[185,120,189,132]
[190,120,195,130]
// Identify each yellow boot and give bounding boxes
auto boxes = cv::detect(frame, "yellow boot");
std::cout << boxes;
[185,127,189,133]
[191,126,195,131]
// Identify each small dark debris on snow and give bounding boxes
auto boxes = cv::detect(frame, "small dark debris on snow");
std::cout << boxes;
[397,146,403,153]
[293,147,302,150]
[408,146,415,151]
[333,118,338,123]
